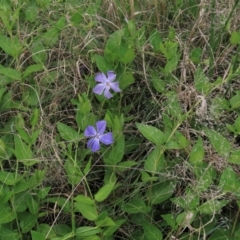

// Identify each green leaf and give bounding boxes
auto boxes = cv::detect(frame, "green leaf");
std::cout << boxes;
[118,40,135,64]
[119,71,135,90]
[176,211,197,227]
[117,161,137,171]
[189,47,202,64]
[104,29,124,62]
[52,224,71,237]
[230,91,240,110]
[95,216,115,227]
[13,179,28,194]
[149,30,162,52]
[165,91,182,118]
[194,163,216,192]
[226,123,235,133]
[162,41,178,60]
[103,219,125,237]
[94,182,115,202]
[31,231,45,240]
[76,112,96,130]
[0,138,7,160]
[122,199,149,214]
[55,16,66,31]
[168,27,176,41]
[194,67,212,94]
[161,214,177,230]
[46,197,70,213]
[75,202,98,221]
[198,200,229,214]
[229,150,240,164]
[0,65,21,80]
[141,171,158,182]
[70,12,82,26]
[94,55,113,73]
[204,128,231,158]
[57,122,83,141]
[30,129,41,145]
[175,131,190,148]
[136,123,166,145]
[42,28,59,47]
[22,87,40,107]
[84,158,92,174]
[14,135,36,165]
[31,41,47,63]
[23,64,44,79]
[234,116,240,133]
[20,213,37,233]
[37,224,55,239]
[0,203,16,224]
[127,20,136,34]
[151,70,165,93]
[171,189,199,210]
[37,187,51,199]
[64,159,83,185]
[30,108,40,128]
[0,86,7,100]
[163,55,180,74]
[220,166,240,193]
[189,137,204,164]
[0,35,23,58]
[142,222,163,240]
[208,229,230,240]
[28,170,46,189]
[147,180,176,205]
[0,226,21,240]
[230,31,240,45]
[16,128,30,144]
[27,195,39,214]
[76,227,102,237]
[24,1,38,22]
[144,146,165,173]
[107,135,125,164]
[13,192,28,212]
[0,171,19,185]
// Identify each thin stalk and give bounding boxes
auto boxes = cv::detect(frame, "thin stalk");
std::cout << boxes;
[208,0,216,78]
[231,208,240,236]
[129,0,134,20]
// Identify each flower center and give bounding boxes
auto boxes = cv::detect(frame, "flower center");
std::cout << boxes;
[95,134,100,139]
[105,82,110,88]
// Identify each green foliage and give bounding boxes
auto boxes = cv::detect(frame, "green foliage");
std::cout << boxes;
[0,0,239,239]
[230,31,240,45]
[204,128,231,158]
[142,222,163,240]
[57,122,83,142]
[136,123,166,145]
[0,35,23,58]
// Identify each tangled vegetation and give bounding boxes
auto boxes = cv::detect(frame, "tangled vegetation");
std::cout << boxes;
[0,0,240,239]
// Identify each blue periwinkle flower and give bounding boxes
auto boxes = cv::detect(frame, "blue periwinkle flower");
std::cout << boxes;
[93,71,121,99]
[84,120,113,152]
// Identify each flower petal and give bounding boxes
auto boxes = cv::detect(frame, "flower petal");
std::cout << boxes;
[87,138,100,152]
[96,120,106,135]
[103,88,113,99]
[84,126,96,137]
[93,83,106,95]
[110,81,121,92]
[100,132,113,145]
[107,71,116,82]
[95,73,107,83]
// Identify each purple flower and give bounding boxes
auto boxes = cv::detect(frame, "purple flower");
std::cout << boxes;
[93,71,121,99]
[84,120,113,152]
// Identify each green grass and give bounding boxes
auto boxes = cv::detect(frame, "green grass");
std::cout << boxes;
[0,0,240,239]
